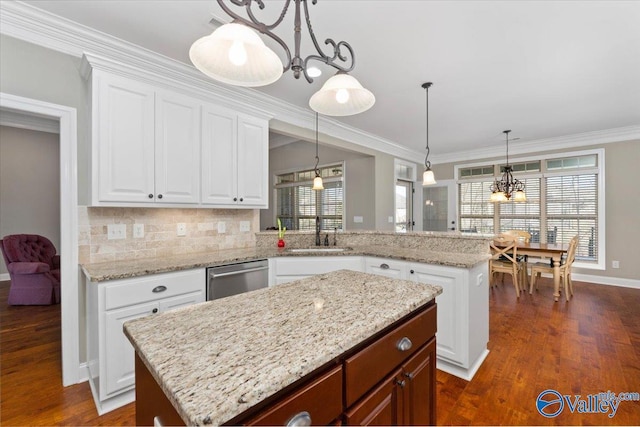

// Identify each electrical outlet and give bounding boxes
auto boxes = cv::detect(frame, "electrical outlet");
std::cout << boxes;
[217,222,226,234]
[107,224,126,240]
[176,223,187,236]
[388,216,394,223]
[612,260,620,269]
[133,223,144,238]
[353,216,363,223]
[239,221,251,232]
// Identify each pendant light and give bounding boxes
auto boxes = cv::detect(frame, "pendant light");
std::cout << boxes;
[312,112,324,191]
[422,82,437,186]
[489,130,527,202]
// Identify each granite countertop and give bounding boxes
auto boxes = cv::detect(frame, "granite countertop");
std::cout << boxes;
[123,270,442,426]
[82,245,490,282]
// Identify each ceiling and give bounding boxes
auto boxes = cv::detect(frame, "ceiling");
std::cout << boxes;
[19,0,640,157]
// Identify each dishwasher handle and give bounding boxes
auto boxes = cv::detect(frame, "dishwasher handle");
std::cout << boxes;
[210,265,269,279]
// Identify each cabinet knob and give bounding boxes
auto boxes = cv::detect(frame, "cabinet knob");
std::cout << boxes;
[286,411,311,427]
[404,372,415,380]
[410,269,415,274]
[152,308,158,314]
[395,379,406,388]
[239,197,243,202]
[396,337,412,352]
[157,194,163,199]
[148,194,153,199]
[380,263,390,269]
[233,197,238,202]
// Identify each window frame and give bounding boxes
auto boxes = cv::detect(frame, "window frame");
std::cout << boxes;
[272,161,346,232]
[454,148,605,270]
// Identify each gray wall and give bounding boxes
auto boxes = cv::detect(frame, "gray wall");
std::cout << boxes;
[0,126,61,275]
[430,139,640,281]
[262,140,377,230]
[0,34,89,205]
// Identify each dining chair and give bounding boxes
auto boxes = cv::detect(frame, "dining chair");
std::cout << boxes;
[503,230,532,288]
[529,235,579,301]
[489,234,523,297]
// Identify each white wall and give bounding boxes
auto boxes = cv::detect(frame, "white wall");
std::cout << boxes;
[0,125,60,275]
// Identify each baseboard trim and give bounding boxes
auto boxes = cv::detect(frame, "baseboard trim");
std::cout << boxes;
[436,349,490,382]
[572,273,640,289]
[0,273,9,281]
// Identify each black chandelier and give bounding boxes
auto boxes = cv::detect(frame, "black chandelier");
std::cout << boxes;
[189,0,375,116]
[489,130,527,202]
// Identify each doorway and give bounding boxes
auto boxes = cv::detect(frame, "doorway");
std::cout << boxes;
[0,93,79,386]
[395,179,414,232]
[423,179,457,232]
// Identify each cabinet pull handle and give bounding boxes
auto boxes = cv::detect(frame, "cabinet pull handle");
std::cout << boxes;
[157,194,163,199]
[152,285,167,293]
[395,379,406,388]
[404,372,415,380]
[286,411,311,427]
[380,263,390,269]
[396,337,412,352]
[152,308,158,314]
[148,194,153,199]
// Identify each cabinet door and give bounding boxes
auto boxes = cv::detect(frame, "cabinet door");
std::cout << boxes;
[364,257,407,279]
[104,301,158,397]
[237,115,268,208]
[201,105,238,205]
[158,290,205,312]
[409,264,466,366]
[402,339,436,426]
[155,91,201,204]
[96,73,155,203]
[345,369,403,426]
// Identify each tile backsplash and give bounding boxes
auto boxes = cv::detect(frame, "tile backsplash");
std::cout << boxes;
[78,207,259,264]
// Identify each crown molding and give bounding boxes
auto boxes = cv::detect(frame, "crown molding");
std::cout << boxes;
[0,109,59,134]
[1,1,422,161]
[431,125,640,165]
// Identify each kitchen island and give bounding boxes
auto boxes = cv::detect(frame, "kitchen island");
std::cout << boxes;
[124,270,442,426]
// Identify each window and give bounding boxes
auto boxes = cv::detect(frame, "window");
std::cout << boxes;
[456,150,604,268]
[275,164,344,231]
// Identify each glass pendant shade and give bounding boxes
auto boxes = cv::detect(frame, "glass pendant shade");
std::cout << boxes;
[189,23,283,87]
[309,73,375,116]
[312,175,324,191]
[422,169,437,186]
[490,191,507,203]
[513,189,527,202]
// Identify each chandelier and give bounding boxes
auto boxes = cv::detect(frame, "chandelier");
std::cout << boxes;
[189,0,375,117]
[489,130,526,202]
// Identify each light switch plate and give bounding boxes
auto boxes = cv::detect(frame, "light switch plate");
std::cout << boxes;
[388,216,394,223]
[133,223,144,238]
[353,216,363,223]
[177,223,187,236]
[107,224,126,240]
[240,221,251,232]
[217,222,226,234]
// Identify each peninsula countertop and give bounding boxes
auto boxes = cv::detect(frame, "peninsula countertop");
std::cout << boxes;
[123,270,442,426]
[82,244,490,282]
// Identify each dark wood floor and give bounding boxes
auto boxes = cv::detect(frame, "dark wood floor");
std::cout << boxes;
[1,277,639,425]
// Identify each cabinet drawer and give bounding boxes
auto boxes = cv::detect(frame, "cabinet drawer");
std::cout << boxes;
[104,269,204,310]
[275,257,362,276]
[344,304,436,407]
[244,365,343,426]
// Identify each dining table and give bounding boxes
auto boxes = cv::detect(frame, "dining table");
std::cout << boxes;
[495,240,570,301]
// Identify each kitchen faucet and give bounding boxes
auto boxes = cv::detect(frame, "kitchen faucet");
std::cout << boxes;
[315,216,321,246]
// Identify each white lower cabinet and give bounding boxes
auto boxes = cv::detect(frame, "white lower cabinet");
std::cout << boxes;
[86,269,205,414]
[364,256,408,279]
[269,256,364,285]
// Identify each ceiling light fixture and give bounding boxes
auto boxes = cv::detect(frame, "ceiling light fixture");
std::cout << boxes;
[312,112,324,191]
[190,0,375,117]
[489,130,527,202]
[422,82,436,186]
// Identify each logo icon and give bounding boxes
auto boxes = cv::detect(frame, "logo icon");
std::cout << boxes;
[537,389,564,418]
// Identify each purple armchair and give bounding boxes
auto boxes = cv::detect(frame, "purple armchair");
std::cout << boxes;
[0,234,60,305]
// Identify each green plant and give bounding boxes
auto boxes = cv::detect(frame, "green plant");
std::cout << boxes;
[277,218,286,239]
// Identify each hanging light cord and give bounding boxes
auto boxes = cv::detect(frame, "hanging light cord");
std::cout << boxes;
[423,82,433,170]
[314,112,320,176]
[505,130,510,166]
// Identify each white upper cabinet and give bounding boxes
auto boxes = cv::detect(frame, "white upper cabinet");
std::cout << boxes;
[85,59,270,208]
[154,90,200,204]
[95,73,155,203]
[201,106,269,208]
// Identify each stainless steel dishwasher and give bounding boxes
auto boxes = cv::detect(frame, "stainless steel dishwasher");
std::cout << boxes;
[206,259,269,300]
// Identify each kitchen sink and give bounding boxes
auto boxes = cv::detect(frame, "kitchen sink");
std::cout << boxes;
[286,247,352,253]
